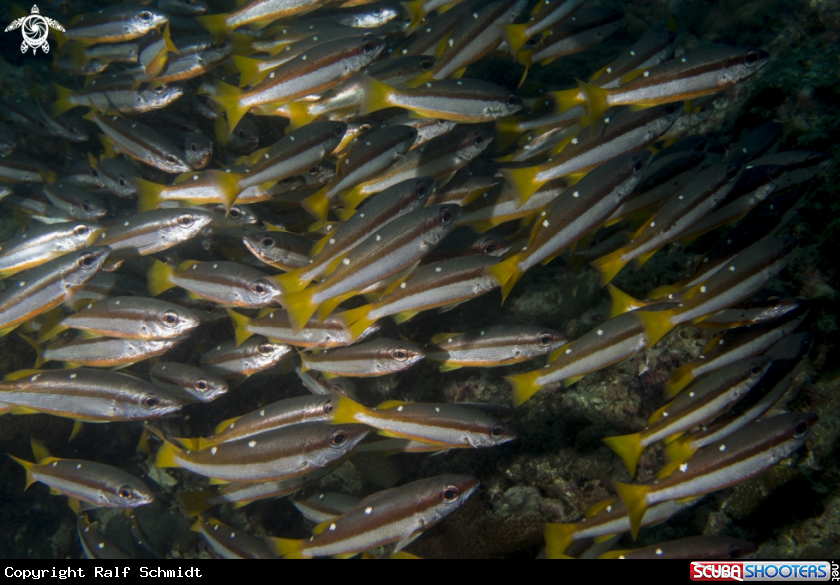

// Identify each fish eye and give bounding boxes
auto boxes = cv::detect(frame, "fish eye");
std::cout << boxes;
[420,59,433,71]
[745,51,760,66]
[308,166,320,175]
[118,177,127,187]
[78,253,96,268]
[165,154,179,164]
[749,364,763,376]
[537,333,553,346]
[68,125,76,133]
[118,486,134,499]
[162,311,180,326]
[257,343,275,355]
[190,142,198,152]
[489,425,505,438]
[330,430,348,447]
[74,225,90,236]
[229,208,241,217]
[482,242,497,254]
[806,154,823,164]
[178,215,194,227]
[439,209,453,224]
[139,10,152,21]
[194,379,208,392]
[251,281,269,295]
[335,125,346,137]
[726,165,739,179]
[393,348,409,361]
[359,124,372,132]
[323,401,333,414]
[667,31,678,42]
[725,545,743,559]
[473,135,484,146]
[141,394,160,408]
[665,103,680,115]
[202,303,216,314]
[82,202,92,212]
[794,420,808,437]
[90,169,98,177]
[416,182,429,197]
[633,158,644,172]
[507,96,518,108]
[440,485,460,503]
[261,237,275,248]
[768,296,782,308]
[782,240,796,255]
[362,40,376,55]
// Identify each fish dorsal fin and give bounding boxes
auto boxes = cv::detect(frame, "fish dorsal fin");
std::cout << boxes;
[375,400,409,410]
[312,518,334,535]
[4,369,46,381]
[178,260,201,272]
[585,498,617,518]
[30,438,51,463]
[428,332,459,345]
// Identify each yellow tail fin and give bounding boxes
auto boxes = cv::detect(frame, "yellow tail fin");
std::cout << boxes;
[196,13,231,43]
[502,24,531,57]
[231,55,265,88]
[663,363,695,398]
[30,437,51,464]
[494,118,523,151]
[135,178,166,213]
[658,436,697,479]
[576,79,610,128]
[506,371,542,407]
[226,309,253,347]
[36,309,68,344]
[176,491,213,517]
[7,454,37,489]
[360,76,396,116]
[602,432,644,477]
[634,309,675,348]
[286,101,318,130]
[337,305,375,343]
[147,260,176,297]
[279,288,320,333]
[499,166,542,204]
[612,482,650,539]
[301,188,331,224]
[487,254,523,304]
[154,438,182,469]
[606,284,644,318]
[400,0,426,34]
[20,334,46,368]
[329,389,370,425]
[51,84,77,117]
[207,81,247,137]
[590,247,628,287]
[544,523,578,559]
[264,537,304,559]
[547,87,585,114]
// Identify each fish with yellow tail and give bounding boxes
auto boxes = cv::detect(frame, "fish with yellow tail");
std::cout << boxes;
[10,438,154,509]
[490,150,651,302]
[330,390,516,448]
[603,356,772,477]
[613,412,816,539]
[300,338,425,378]
[500,103,680,203]
[590,159,744,286]
[502,0,585,57]
[265,475,478,558]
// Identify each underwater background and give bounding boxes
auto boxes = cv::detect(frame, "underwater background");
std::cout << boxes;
[0,0,838,559]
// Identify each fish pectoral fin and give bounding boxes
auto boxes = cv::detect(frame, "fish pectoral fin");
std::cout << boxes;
[392,528,422,553]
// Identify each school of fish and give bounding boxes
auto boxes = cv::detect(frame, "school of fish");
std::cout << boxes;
[0,0,831,559]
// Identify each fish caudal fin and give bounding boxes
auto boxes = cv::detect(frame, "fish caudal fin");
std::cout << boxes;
[606,284,643,318]
[286,101,318,130]
[634,309,675,348]
[576,79,610,128]
[147,260,176,297]
[506,371,542,407]
[225,309,254,346]
[7,454,37,489]
[360,76,395,116]
[154,437,182,469]
[502,24,531,57]
[19,334,46,368]
[487,254,523,304]
[135,178,167,213]
[231,55,266,88]
[329,389,370,425]
[612,481,650,539]
[301,188,331,224]
[499,166,542,204]
[590,248,628,287]
[663,363,695,398]
[278,288,320,333]
[264,537,305,559]
[207,81,247,137]
[659,437,696,479]
[337,305,375,343]
[544,523,577,559]
[36,309,67,344]
[176,491,213,518]
[196,13,231,43]
[602,432,644,477]
[51,84,77,117]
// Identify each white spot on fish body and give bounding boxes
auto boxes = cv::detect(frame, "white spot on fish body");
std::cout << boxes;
[606,67,612,73]
[729,265,735,271]
[679,463,688,473]
[70,373,77,379]
[435,267,442,272]
[700,286,707,293]
[630,50,636,56]
[656,549,663,556]
[397,406,403,411]
[689,392,695,397]
[604,117,610,124]
[211,447,217,455]
[343,258,350,265]
[565,348,572,355]
[606,505,612,513]
[571,137,578,144]
[365,507,372,514]
[650,221,655,227]
[329,523,336,531]
[376,235,381,241]
[400,282,406,288]
[76,464,81,469]
[98,543,104,549]
[597,330,603,335]
[248,440,257,448]
[573,191,579,198]
[643,71,650,77]
[270,72,275,79]
[329,239,335,244]
[719,444,726,451]
[542,219,549,227]
[435,407,440,413]
[260,410,265,416]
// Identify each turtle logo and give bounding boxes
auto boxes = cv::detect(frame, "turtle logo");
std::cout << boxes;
[4,5,64,55]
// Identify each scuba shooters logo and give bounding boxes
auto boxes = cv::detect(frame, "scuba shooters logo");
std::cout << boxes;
[4,5,64,54]
[691,561,833,582]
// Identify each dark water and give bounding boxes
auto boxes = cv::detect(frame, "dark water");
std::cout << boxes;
[0,0,838,560]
